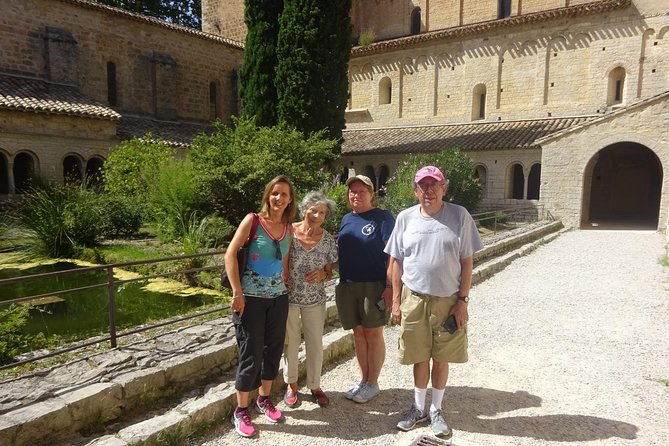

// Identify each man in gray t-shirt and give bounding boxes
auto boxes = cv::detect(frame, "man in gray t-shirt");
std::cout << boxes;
[384,165,483,439]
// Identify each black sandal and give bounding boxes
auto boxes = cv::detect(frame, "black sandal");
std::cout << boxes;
[311,389,329,407]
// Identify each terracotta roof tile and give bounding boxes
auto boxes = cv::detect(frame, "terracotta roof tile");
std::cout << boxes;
[117,115,214,147]
[0,75,120,119]
[342,117,595,154]
[352,0,631,57]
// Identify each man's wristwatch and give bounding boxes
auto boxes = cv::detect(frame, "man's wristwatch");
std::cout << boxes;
[457,295,470,303]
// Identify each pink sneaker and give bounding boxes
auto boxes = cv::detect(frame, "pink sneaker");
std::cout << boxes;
[255,396,283,422]
[232,407,255,437]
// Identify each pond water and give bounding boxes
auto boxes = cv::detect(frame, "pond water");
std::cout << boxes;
[0,262,217,340]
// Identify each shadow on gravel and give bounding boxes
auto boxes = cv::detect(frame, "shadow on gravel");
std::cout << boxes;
[445,386,637,442]
[253,386,637,442]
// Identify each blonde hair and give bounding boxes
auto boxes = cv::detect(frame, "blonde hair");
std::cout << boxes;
[259,175,297,223]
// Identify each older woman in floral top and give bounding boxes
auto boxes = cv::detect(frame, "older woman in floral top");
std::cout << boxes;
[281,191,338,408]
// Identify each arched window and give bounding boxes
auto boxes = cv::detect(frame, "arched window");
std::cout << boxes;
[379,77,392,105]
[363,165,377,191]
[14,152,35,193]
[209,81,219,120]
[472,84,487,120]
[474,165,488,198]
[607,67,626,106]
[107,62,117,106]
[0,152,8,194]
[527,163,541,199]
[85,157,105,188]
[510,163,525,199]
[378,165,390,195]
[63,155,83,185]
[499,0,512,18]
[410,7,421,35]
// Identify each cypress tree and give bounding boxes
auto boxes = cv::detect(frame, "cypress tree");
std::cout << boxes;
[239,0,283,127]
[275,0,352,145]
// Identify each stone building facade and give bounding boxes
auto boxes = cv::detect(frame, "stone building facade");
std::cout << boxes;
[2,0,668,232]
[0,0,243,194]
[338,0,669,231]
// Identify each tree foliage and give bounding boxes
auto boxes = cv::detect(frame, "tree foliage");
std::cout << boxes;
[188,118,339,224]
[240,0,283,127]
[93,0,202,29]
[275,0,352,142]
[382,149,483,216]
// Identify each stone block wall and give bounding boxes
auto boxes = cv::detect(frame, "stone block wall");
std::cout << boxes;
[346,11,669,129]
[202,0,247,43]
[1,0,243,123]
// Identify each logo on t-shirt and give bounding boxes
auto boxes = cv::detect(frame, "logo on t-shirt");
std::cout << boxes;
[361,222,376,236]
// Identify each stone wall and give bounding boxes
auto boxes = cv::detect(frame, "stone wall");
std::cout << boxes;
[202,0,247,43]
[347,11,669,129]
[0,0,243,188]
[541,96,669,230]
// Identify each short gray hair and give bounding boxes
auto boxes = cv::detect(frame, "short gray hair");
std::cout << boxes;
[299,191,336,219]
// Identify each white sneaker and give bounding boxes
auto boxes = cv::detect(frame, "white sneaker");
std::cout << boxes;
[352,383,380,403]
[345,381,366,400]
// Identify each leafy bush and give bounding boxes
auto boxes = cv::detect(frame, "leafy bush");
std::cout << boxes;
[103,136,175,199]
[146,159,208,242]
[382,148,482,216]
[99,195,143,239]
[321,180,349,234]
[189,118,338,225]
[0,304,31,365]
[14,184,106,258]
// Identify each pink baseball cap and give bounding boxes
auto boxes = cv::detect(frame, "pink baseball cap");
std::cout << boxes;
[414,165,444,183]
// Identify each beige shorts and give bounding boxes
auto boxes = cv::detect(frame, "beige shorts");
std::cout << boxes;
[398,287,468,365]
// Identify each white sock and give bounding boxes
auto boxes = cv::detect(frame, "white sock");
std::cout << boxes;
[430,387,445,413]
[414,387,428,411]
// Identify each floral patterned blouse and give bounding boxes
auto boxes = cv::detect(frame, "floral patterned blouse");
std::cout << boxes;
[287,229,338,307]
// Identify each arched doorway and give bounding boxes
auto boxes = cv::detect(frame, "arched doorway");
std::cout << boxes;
[0,152,8,194]
[14,152,36,193]
[583,142,662,229]
[63,155,83,184]
[85,157,105,188]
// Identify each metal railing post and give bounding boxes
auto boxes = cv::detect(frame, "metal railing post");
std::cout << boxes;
[107,266,117,348]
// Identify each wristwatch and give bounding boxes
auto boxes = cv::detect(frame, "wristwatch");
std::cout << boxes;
[457,295,470,303]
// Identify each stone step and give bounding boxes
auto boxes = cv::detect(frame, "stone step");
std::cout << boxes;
[80,327,353,446]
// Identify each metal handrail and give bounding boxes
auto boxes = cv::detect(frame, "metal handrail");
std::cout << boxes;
[0,250,230,371]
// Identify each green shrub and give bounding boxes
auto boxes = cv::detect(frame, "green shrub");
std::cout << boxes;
[147,159,208,243]
[103,136,175,199]
[358,29,376,46]
[99,195,143,238]
[321,180,349,234]
[188,118,338,225]
[0,304,31,365]
[382,148,482,216]
[12,183,109,258]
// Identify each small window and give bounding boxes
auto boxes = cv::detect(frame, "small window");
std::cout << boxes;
[472,84,487,120]
[379,77,392,105]
[107,62,117,106]
[607,67,626,106]
[411,7,421,35]
[499,0,512,18]
[209,81,218,120]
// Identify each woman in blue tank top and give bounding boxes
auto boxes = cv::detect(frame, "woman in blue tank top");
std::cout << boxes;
[224,175,295,438]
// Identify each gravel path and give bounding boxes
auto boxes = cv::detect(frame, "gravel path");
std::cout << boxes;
[192,229,669,446]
